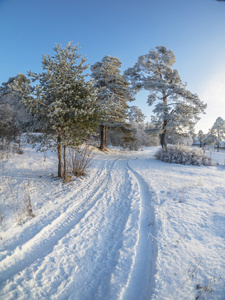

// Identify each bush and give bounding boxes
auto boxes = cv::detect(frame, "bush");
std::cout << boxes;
[67,146,93,177]
[155,145,215,166]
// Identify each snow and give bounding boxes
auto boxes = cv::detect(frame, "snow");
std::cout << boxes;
[0,145,225,299]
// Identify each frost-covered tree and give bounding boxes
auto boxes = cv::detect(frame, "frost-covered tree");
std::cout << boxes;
[128,106,146,124]
[125,46,207,149]
[144,122,160,146]
[135,122,159,148]
[127,106,146,149]
[166,131,193,146]
[205,117,225,151]
[189,130,197,144]
[0,75,32,144]
[127,106,159,148]
[197,130,206,147]
[91,56,134,150]
[12,42,101,180]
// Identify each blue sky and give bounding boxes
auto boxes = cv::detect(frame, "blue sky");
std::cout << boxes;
[0,0,225,132]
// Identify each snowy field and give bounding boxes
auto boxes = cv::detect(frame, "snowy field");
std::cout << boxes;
[0,144,225,299]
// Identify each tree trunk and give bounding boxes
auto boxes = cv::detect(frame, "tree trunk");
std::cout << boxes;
[63,145,68,181]
[160,126,167,149]
[57,132,63,178]
[100,124,106,151]
[161,95,168,150]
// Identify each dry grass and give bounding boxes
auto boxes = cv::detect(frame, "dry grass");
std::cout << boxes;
[67,146,93,177]
[1,178,35,226]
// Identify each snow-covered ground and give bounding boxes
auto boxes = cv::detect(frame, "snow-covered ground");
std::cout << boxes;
[0,144,225,299]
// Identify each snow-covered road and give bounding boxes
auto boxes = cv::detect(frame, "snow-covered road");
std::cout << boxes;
[0,150,156,300]
[1,146,225,299]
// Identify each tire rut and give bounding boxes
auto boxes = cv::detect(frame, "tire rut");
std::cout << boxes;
[1,159,108,254]
[0,160,116,285]
[0,157,156,300]
[123,162,156,300]
[51,159,135,300]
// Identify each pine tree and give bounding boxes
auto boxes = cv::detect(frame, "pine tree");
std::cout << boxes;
[128,106,146,124]
[0,75,32,144]
[197,130,206,148]
[12,42,101,180]
[125,46,207,149]
[205,117,225,151]
[91,56,134,150]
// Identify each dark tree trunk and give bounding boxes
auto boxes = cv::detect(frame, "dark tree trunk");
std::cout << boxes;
[161,95,168,150]
[63,145,68,181]
[100,124,106,151]
[160,126,167,149]
[57,132,63,178]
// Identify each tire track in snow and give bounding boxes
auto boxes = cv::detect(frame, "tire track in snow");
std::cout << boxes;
[0,159,116,285]
[51,159,155,300]
[0,156,157,300]
[51,159,135,300]
[0,159,107,254]
[120,161,156,300]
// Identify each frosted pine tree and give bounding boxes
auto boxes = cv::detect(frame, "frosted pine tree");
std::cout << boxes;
[128,106,146,124]
[205,117,225,151]
[197,130,206,148]
[125,46,207,149]
[12,42,101,180]
[0,74,32,144]
[91,56,134,150]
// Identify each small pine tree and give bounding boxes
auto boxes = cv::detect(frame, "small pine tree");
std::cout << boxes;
[0,75,32,144]
[197,130,206,148]
[12,42,101,180]
[205,117,225,151]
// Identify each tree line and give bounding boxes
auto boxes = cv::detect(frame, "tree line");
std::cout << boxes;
[193,117,225,150]
[1,42,208,180]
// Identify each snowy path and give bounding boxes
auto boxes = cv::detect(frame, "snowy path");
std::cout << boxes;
[1,146,225,299]
[0,153,155,300]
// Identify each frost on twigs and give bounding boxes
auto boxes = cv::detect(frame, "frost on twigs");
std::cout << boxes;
[155,145,216,166]
[2,179,35,226]
[67,146,93,177]
[15,182,35,225]
[196,277,224,300]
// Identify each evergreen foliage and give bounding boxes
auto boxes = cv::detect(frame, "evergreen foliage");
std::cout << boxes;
[197,130,206,147]
[127,106,159,149]
[0,75,32,144]
[125,46,207,149]
[204,117,225,151]
[12,42,102,179]
[166,131,193,146]
[91,56,134,150]
[128,106,146,124]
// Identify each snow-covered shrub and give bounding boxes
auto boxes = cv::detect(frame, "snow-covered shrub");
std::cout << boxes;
[155,145,215,166]
[15,182,35,225]
[68,146,93,177]
[22,182,35,218]
[1,179,35,226]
